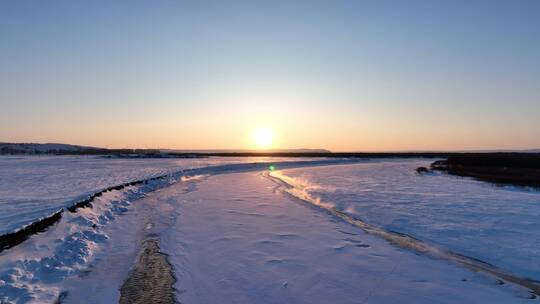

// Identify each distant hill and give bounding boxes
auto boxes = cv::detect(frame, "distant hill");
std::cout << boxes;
[0,142,164,156]
[0,143,103,154]
[0,143,331,156]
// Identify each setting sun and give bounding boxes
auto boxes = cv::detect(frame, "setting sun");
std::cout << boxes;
[252,127,273,149]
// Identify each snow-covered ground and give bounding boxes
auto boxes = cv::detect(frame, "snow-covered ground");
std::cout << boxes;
[276,160,540,281]
[0,155,278,235]
[56,171,533,303]
[0,157,539,303]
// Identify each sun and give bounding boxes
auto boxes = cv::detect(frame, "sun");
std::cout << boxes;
[252,127,273,149]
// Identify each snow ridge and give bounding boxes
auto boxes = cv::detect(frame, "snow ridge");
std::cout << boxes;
[0,176,180,303]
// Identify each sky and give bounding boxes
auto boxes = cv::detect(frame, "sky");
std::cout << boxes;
[1,0,539,151]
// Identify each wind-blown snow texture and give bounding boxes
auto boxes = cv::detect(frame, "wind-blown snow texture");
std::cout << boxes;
[277,160,540,281]
[161,172,528,303]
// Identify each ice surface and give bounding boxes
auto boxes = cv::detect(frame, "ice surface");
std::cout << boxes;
[277,160,540,281]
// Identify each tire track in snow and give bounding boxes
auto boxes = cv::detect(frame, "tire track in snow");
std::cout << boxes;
[119,239,177,304]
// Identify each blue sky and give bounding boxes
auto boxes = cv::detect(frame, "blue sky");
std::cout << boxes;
[1,1,539,151]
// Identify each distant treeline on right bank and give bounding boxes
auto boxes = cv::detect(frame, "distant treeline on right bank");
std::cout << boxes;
[430,153,540,188]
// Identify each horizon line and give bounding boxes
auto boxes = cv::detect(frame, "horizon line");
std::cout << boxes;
[1,141,539,154]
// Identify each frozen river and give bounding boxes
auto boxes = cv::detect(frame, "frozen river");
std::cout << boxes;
[0,156,539,303]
